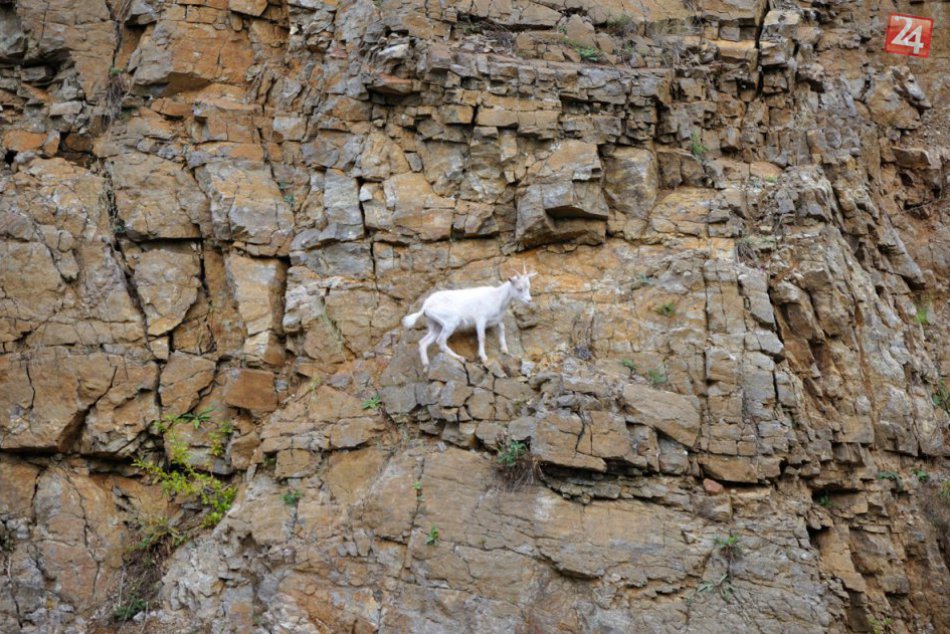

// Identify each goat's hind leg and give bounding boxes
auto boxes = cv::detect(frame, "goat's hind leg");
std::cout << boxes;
[435,318,465,362]
[418,319,439,370]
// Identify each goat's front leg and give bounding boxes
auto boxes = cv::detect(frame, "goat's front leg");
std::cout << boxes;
[476,319,488,364]
[497,321,509,355]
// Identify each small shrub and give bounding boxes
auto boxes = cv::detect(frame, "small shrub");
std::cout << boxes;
[0,526,12,554]
[562,38,602,62]
[283,193,295,205]
[362,394,382,410]
[494,438,538,488]
[764,174,778,183]
[714,534,742,560]
[656,302,676,318]
[209,420,235,458]
[133,433,236,529]
[425,525,440,546]
[621,359,637,371]
[933,384,950,416]
[497,439,528,469]
[112,596,147,622]
[603,14,636,36]
[914,303,930,325]
[816,493,833,508]
[868,615,894,634]
[282,489,303,507]
[876,471,903,492]
[913,469,929,483]
[647,368,667,386]
[109,66,124,77]
[690,130,708,158]
[412,480,423,492]
[695,572,733,602]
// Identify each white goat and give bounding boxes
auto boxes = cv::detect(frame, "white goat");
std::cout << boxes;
[402,266,536,369]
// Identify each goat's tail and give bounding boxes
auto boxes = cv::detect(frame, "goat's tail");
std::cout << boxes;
[402,310,424,329]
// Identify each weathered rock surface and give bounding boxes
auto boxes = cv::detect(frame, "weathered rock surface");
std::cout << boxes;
[0,0,948,632]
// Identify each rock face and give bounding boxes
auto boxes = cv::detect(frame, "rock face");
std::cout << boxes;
[1,0,949,632]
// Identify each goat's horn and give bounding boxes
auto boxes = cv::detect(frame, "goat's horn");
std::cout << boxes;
[522,262,528,276]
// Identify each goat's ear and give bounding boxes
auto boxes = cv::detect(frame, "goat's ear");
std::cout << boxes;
[527,271,538,279]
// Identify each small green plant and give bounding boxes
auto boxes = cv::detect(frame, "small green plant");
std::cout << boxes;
[933,383,950,416]
[913,469,929,483]
[764,174,778,183]
[562,38,602,62]
[714,534,742,559]
[876,471,903,492]
[283,194,295,205]
[695,572,733,602]
[282,489,303,507]
[133,514,186,552]
[816,492,833,508]
[868,615,894,634]
[0,527,12,554]
[621,359,637,371]
[425,525,440,546]
[151,408,214,434]
[690,130,708,158]
[412,480,423,492]
[362,394,382,410]
[603,14,636,35]
[647,368,667,386]
[109,66,124,77]
[656,302,676,318]
[496,439,528,469]
[940,481,950,504]
[914,303,930,325]
[112,596,147,622]
[133,433,236,528]
[209,420,235,458]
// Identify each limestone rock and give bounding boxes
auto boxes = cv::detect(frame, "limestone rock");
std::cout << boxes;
[622,383,702,447]
[160,352,218,416]
[223,368,278,412]
[108,153,211,240]
[133,244,202,337]
[196,162,293,256]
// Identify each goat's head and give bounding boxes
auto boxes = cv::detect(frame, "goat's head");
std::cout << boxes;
[508,263,537,305]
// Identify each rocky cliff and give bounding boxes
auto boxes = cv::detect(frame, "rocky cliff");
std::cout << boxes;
[1,0,949,632]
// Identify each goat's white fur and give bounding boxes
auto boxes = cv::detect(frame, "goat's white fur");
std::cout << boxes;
[403,267,536,369]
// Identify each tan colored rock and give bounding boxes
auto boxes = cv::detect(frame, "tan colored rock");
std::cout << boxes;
[0,459,41,518]
[2,348,114,451]
[223,368,278,412]
[2,130,46,153]
[533,411,607,472]
[604,146,658,239]
[196,161,293,256]
[108,153,211,240]
[380,172,455,241]
[133,243,201,336]
[225,253,286,364]
[699,455,759,484]
[516,141,608,247]
[130,20,254,93]
[32,468,126,609]
[160,352,217,416]
[229,0,267,16]
[622,383,701,447]
[79,358,160,456]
